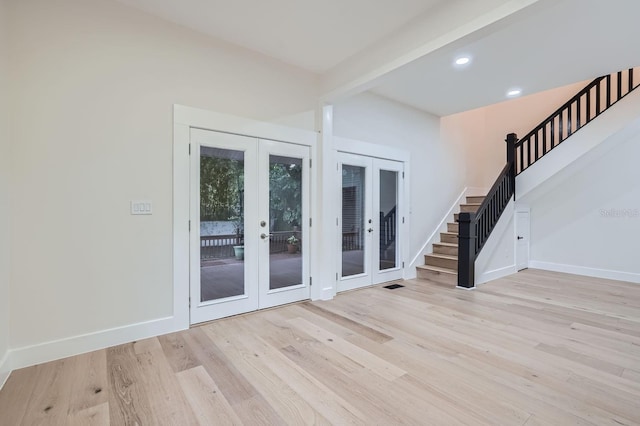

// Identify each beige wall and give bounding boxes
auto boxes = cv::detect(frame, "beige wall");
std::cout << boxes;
[0,0,10,370]
[7,0,319,349]
[443,80,588,189]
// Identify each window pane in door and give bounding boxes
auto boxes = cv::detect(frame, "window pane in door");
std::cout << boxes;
[379,170,398,270]
[269,155,303,290]
[199,147,245,302]
[342,165,366,277]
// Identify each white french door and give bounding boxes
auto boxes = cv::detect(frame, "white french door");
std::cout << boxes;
[190,129,310,324]
[338,153,404,292]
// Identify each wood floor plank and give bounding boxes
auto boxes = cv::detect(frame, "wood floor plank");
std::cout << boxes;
[66,402,110,426]
[286,316,406,381]
[0,363,42,425]
[157,331,200,373]
[107,343,154,425]
[19,357,77,425]
[201,321,331,425]
[180,327,258,406]
[1,269,639,425]
[176,365,244,425]
[133,341,199,425]
[230,318,367,424]
[298,301,393,343]
[67,350,109,415]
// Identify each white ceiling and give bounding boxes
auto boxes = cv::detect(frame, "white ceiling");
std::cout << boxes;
[114,0,640,116]
[114,0,445,73]
[371,0,640,116]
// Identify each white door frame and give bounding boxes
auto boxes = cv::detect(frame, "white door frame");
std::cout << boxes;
[173,105,318,329]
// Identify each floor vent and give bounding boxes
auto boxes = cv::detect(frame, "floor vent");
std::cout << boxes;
[383,283,405,290]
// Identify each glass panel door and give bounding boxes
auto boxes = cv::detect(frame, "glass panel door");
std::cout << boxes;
[372,158,403,284]
[268,155,303,290]
[258,140,310,309]
[337,153,373,292]
[378,169,398,271]
[341,165,366,277]
[190,130,258,324]
[199,146,246,302]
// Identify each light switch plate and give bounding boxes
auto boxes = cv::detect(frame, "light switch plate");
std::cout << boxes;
[131,200,152,215]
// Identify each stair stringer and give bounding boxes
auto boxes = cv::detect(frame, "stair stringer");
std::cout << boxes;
[516,86,640,199]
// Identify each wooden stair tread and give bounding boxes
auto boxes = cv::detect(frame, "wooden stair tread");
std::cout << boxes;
[434,242,457,247]
[441,232,457,236]
[425,253,457,260]
[416,265,457,275]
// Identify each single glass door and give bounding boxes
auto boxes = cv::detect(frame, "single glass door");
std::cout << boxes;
[372,158,403,284]
[338,153,373,291]
[190,130,259,324]
[258,140,310,308]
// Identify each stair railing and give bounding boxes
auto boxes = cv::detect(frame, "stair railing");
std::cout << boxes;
[457,68,640,289]
[458,134,517,288]
[516,68,639,174]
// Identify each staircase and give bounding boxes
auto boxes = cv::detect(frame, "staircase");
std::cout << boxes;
[415,67,639,289]
[416,195,484,285]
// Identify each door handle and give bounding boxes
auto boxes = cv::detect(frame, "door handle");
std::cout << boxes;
[517,236,524,240]
[261,233,270,240]
[368,228,374,233]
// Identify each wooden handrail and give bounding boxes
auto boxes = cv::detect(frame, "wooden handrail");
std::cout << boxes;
[515,68,639,174]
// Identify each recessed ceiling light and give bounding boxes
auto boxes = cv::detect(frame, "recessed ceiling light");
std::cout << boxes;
[455,57,470,66]
[507,89,522,97]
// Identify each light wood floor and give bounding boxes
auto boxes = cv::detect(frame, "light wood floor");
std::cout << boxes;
[1,269,639,425]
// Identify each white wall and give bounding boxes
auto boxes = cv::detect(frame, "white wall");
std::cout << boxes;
[7,0,319,353]
[442,80,587,189]
[333,92,465,272]
[526,119,640,283]
[474,201,516,285]
[0,0,11,384]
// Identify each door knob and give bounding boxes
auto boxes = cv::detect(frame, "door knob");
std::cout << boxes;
[261,233,270,240]
[368,228,374,233]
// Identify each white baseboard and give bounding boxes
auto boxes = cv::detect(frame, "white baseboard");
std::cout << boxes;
[0,351,10,391]
[5,315,185,373]
[529,261,640,284]
[408,188,469,275]
[476,265,517,285]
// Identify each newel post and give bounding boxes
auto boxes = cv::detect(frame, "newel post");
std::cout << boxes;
[457,211,476,289]
[506,133,518,199]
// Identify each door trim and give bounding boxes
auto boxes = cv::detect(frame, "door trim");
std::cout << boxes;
[174,105,318,330]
